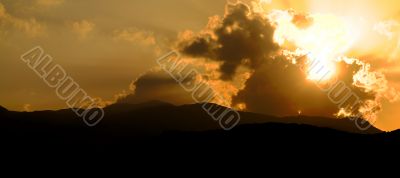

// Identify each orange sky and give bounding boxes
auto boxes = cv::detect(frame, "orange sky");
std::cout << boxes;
[260,0,400,131]
[1,0,400,131]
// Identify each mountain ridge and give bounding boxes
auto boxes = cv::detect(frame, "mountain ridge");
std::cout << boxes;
[0,101,382,134]
[0,105,7,113]
[1,101,399,155]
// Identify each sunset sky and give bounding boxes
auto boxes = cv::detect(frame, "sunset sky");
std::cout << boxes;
[2,0,400,131]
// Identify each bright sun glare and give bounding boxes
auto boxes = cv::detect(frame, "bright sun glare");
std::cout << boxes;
[269,11,361,82]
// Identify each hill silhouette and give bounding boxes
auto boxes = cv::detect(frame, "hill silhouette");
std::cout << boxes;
[99,101,381,135]
[0,101,395,155]
[0,105,7,113]
[0,101,381,135]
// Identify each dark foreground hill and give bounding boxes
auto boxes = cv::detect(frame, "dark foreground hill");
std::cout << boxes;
[0,105,7,113]
[0,101,397,156]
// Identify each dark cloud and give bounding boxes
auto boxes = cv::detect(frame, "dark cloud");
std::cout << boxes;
[232,56,335,116]
[180,3,279,80]
[119,3,378,119]
[232,56,375,116]
[118,71,194,105]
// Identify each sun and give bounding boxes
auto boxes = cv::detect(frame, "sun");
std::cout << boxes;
[269,10,360,82]
[306,55,337,82]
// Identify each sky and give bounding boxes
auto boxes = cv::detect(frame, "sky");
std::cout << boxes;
[1,0,400,131]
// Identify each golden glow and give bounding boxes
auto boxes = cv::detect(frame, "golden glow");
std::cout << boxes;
[2,0,400,131]
[269,10,360,82]
[257,0,400,126]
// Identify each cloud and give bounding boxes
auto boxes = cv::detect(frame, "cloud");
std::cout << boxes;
[36,0,64,7]
[23,104,32,112]
[118,3,381,118]
[373,20,400,61]
[260,0,272,4]
[2,0,395,127]
[374,20,399,39]
[173,4,399,123]
[0,3,5,18]
[117,69,194,105]
[179,2,279,80]
[113,28,156,46]
[232,54,377,116]
[115,2,400,125]
[267,9,400,121]
[116,54,247,107]
[0,3,45,37]
[291,12,314,29]
[71,20,95,39]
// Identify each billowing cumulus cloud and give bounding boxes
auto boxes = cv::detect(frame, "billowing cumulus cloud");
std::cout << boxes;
[120,1,399,126]
[267,8,399,120]
[118,70,194,105]
[118,54,251,108]
[232,54,377,117]
[179,3,278,80]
